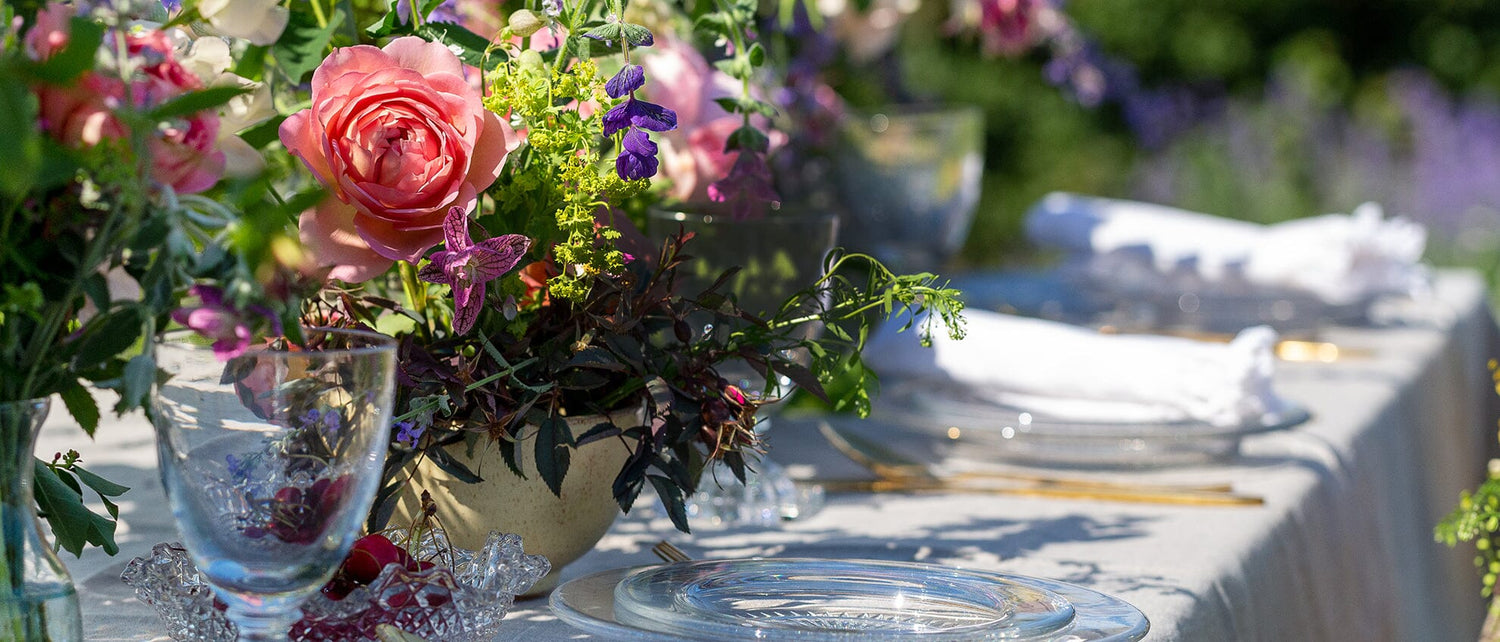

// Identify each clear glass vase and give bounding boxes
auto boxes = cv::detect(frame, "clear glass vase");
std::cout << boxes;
[0,398,83,642]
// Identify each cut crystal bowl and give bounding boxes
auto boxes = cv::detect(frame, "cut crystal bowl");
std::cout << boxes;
[121,529,550,642]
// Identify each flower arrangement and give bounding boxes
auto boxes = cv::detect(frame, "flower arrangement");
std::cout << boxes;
[178,0,960,532]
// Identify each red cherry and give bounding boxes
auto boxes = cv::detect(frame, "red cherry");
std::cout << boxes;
[341,534,409,584]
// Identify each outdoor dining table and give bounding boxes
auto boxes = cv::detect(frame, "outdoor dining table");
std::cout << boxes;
[49,269,1498,641]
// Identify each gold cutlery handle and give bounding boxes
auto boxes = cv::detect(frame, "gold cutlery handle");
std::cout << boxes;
[814,479,1265,507]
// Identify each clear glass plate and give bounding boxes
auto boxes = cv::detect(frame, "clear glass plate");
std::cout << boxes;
[876,381,1312,468]
[550,559,1149,641]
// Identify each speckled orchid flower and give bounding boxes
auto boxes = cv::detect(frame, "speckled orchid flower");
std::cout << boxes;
[417,207,531,334]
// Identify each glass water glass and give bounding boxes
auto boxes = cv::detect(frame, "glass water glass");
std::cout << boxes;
[152,328,397,640]
[834,104,985,273]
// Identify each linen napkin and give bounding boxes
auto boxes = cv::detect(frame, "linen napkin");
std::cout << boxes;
[864,309,1292,427]
[1023,192,1429,305]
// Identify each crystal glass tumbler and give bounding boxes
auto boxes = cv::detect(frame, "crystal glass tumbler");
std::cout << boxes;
[152,328,397,641]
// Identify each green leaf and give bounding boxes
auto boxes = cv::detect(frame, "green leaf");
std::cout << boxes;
[33,461,118,557]
[57,379,100,437]
[275,8,344,82]
[534,415,572,497]
[620,23,654,47]
[238,114,288,149]
[70,307,142,370]
[427,445,484,483]
[73,465,130,498]
[747,42,765,67]
[232,44,268,80]
[116,354,155,414]
[582,22,623,45]
[419,22,496,69]
[364,0,406,38]
[648,474,691,533]
[148,86,251,122]
[0,71,41,196]
[31,18,104,84]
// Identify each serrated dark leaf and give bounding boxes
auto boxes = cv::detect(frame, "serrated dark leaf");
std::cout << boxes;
[575,421,621,446]
[535,416,572,496]
[70,308,141,370]
[565,346,628,371]
[648,474,691,533]
[427,445,485,483]
[57,380,99,437]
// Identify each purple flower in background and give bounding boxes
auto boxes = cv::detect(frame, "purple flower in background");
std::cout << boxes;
[708,151,781,220]
[617,128,661,179]
[397,0,461,24]
[394,421,424,447]
[542,0,563,17]
[160,0,182,11]
[606,65,646,99]
[602,98,677,136]
[418,207,531,335]
[171,285,282,361]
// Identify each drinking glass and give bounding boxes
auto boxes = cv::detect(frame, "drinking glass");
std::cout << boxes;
[152,328,397,640]
[834,104,984,273]
[647,209,838,527]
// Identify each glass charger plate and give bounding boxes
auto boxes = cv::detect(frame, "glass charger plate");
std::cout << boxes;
[550,558,1149,641]
[876,381,1312,468]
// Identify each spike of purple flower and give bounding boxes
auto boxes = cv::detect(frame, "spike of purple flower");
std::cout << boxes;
[417,207,532,335]
[603,98,677,137]
[708,151,781,220]
[606,65,646,99]
[616,128,660,180]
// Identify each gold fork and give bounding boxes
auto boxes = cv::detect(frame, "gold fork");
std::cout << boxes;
[652,540,693,563]
[819,422,1235,494]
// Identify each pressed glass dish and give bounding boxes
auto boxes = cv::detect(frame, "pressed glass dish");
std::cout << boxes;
[550,558,1149,641]
[121,528,549,642]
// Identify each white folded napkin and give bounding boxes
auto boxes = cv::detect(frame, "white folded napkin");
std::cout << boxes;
[865,310,1292,427]
[1024,193,1429,305]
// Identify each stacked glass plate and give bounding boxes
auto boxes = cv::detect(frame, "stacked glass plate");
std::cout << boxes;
[549,558,1149,640]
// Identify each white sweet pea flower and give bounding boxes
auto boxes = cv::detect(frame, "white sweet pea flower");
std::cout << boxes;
[197,0,288,46]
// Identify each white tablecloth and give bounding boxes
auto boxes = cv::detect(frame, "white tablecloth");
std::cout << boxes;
[45,270,1500,641]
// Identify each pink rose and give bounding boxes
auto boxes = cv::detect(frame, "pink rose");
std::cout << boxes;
[27,10,225,194]
[281,37,517,281]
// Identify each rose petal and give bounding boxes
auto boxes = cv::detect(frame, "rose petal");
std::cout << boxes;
[382,36,466,78]
[298,199,395,283]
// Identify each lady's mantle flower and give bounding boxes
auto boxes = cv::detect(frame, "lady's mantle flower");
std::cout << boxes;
[171,285,282,360]
[603,64,677,180]
[417,207,531,335]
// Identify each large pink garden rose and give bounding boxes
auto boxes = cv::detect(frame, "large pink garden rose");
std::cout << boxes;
[280,37,516,282]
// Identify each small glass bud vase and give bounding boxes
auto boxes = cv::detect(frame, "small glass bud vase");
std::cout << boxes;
[0,398,83,642]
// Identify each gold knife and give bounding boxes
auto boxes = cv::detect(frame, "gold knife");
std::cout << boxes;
[813,478,1265,506]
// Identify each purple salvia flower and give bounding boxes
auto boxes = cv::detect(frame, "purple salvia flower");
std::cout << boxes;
[616,128,660,180]
[394,421,424,447]
[602,98,677,136]
[606,65,646,99]
[708,151,781,220]
[417,207,532,335]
